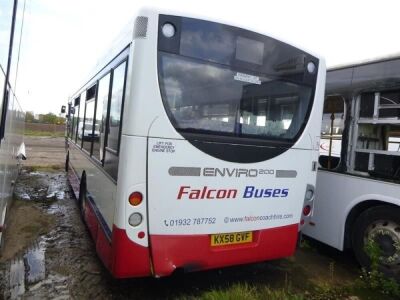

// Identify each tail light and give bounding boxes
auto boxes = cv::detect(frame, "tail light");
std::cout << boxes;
[129,192,143,206]
[303,205,311,216]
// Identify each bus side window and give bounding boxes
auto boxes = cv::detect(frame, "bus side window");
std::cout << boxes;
[82,86,96,154]
[76,92,85,147]
[319,95,345,169]
[93,73,111,162]
[71,96,80,141]
[354,90,400,179]
[104,61,127,180]
[0,72,5,128]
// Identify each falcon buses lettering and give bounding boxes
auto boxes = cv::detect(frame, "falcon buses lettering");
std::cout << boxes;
[177,186,289,200]
[177,186,238,200]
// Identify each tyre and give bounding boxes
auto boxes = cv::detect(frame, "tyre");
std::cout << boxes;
[0,206,7,253]
[352,205,400,278]
[65,151,69,172]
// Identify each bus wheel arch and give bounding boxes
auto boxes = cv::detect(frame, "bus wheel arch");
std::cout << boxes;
[344,200,391,249]
[350,204,400,278]
[78,171,87,215]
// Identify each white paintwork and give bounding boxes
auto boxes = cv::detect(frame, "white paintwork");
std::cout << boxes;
[303,170,400,250]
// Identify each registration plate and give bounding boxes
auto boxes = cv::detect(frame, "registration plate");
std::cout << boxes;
[211,231,253,246]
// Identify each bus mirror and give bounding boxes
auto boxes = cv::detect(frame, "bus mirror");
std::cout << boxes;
[70,107,75,115]
[61,105,66,114]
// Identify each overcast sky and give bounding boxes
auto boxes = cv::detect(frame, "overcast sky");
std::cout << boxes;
[11,0,400,114]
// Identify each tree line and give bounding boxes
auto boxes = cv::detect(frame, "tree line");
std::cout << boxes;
[25,111,65,125]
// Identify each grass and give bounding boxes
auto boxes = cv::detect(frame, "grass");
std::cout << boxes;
[24,129,65,137]
[24,165,63,172]
[178,283,304,300]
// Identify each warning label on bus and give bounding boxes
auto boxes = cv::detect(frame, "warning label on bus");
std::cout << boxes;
[152,141,175,153]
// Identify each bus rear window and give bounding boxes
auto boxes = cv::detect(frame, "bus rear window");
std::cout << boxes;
[158,53,312,141]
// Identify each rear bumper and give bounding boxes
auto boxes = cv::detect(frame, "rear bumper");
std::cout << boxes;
[96,222,298,278]
[149,224,298,277]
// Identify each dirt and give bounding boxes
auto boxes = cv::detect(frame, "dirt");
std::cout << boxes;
[0,136,365,299]
[23,136,65,168]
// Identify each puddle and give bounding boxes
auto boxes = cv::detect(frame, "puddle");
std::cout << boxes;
[9,257,25,299]
[25,240,46,284]
[2,169,71,299]
[14,170,69,202]
[5,234,70,299]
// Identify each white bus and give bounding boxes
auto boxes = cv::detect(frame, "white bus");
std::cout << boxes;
[0,0,26,249]
[65,8,326,278]
[303,56,400,277]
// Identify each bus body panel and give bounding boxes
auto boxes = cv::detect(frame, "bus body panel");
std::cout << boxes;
[147,137,313,274]
[0,90,24,246]
[122,12,182,140]
[147,138,313,235]
[69,143,117,230]
[115,135,149,247]
[304,170,400,250]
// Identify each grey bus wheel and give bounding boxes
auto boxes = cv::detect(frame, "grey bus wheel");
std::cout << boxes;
[352,205,400,279]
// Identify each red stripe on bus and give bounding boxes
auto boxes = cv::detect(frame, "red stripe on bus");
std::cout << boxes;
[84,201,99,241]
[149,224,298,277]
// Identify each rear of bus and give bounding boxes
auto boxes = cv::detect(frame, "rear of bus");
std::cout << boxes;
[112,9,325,278]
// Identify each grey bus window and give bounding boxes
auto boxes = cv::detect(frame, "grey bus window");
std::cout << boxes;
[82,99,95,154]
[93,73,110,162]
[357,124,400,151]
[0,71,4,126]
[379,90,400,119]
[104,61,126,180]
[71,96,80,140]
[354,152,369,173]
[106,62,125,152]
[76,92,85,146]
[359,93,375,118]
[319,95,345,169]
[72,105,79,141]
[356,124,400,180]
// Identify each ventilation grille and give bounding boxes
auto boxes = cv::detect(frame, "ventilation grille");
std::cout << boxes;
[134,16,148,39]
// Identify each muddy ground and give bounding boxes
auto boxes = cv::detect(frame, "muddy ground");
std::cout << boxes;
[0,136,389,299]
[23,136,66,168]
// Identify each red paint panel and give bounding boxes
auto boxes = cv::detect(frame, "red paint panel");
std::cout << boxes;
[84,201,98,241]
[96,225,112,270]
[150,224,298,277]
[111,225,152,278]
